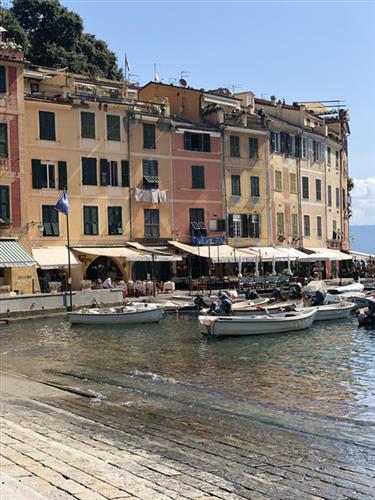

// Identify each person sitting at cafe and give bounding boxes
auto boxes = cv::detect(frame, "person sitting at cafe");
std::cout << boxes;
[102,277,113,289]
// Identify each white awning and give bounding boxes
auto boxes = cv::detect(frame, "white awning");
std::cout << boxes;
[299,248,352,262]
[126,242,182,261]
[168,241,256,263]
[350,250,374,261]
[74,246,180,263]
[247,247,293,261]
[274,247,310,259]
[32,247,81,269]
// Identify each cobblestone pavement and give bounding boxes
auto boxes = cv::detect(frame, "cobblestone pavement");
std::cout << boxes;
[1,372,375,500]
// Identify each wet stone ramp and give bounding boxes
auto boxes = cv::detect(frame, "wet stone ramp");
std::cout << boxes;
[1,375,375,500]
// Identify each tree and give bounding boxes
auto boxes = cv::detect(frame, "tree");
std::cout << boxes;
[0,0,122,80]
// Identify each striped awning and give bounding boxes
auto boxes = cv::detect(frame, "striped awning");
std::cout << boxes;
[0,240,36,268]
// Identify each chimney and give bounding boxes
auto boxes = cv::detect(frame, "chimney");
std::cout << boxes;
[270,95,277,106]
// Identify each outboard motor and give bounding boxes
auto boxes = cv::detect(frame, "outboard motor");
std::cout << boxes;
[268,288,287,304]
[208,292,233,315]
[289,283,302,300]
[194,295,211,311]
[311,290,325,306]
[245,289,260,300]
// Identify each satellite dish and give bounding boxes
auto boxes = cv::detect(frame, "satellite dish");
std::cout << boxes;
[179,78,187,87]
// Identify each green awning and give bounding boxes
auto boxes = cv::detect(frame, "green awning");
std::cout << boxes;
[0,240,36,268]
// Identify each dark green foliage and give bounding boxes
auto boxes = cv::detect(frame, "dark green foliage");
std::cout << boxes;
[0,0,122,80]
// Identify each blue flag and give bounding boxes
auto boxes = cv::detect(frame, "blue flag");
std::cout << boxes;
[55,191,69,215]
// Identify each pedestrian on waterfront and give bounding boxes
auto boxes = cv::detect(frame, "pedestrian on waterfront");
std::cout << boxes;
[102,277,113,289]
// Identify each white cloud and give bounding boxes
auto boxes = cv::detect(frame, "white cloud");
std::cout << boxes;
[350,177,375,225]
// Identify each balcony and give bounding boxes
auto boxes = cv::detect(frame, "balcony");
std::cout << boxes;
[0,40,24,61]
[327,239,341,249]
[191,235,225,246]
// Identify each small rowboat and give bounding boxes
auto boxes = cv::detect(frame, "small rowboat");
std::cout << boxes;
[230,297,268,312]
[68,303,164,325]
[303,301,355,321]
[198,309,317,337]
[231,301,301,316]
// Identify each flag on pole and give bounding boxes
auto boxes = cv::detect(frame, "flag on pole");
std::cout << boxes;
[125,54,131,73]
[55,191,69,215]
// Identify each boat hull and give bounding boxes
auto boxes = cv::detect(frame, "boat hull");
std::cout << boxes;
[303,302,355,321]
[198,310,316,337]
[68,307,164,325]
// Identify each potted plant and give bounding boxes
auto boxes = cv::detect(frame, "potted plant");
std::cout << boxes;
[48,281,61,294]
[80,279,92,291]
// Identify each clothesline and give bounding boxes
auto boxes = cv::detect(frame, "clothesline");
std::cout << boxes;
[134,188,167,204]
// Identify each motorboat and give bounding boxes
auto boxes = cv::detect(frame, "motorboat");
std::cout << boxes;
[328,283,365,294]
[326,291,374,308]
[68,302,164,325]
[198,309,317,337]
[303,301,356,321]
[231,301,301,316]
[154,299,197,313]
[230,297,269,311]
[358,299,375,326]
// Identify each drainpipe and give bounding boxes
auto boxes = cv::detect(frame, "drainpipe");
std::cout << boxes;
[296,132,304,249]
[264,132,272,245]
[126,112,133,240]
[220,124,228,243]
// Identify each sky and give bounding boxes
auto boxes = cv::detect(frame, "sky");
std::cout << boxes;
[63,0,375,225]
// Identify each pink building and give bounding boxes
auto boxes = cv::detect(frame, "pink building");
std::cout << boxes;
[171,121,225,244]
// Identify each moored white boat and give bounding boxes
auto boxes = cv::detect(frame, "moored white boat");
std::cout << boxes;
[68,303,164,325]
[198,309,317,337]
[303,301,355,321]
[231,301,301,316]
[328,283,364,294]
[230,297,269,311]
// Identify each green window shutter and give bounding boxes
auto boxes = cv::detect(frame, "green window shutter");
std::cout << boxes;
[82,158,97,185]
[249,138,258,159]
[100,158,110,186]
[81,112,95,139]
[107,115,120,141]
[58,161,67,190]
[0,123,8,158]
[241,214,249,237]
[32,159,42,189]
[0,66,6,94]
[143,123,156,149]
[192,165,204,189]
[228,214,234,238]
[121,160,129,187]
[184,132,192,150]
[231,175,241,196]
[230,136,240,157]
[280,132,287,154]
[39,111,56,141]
[0,185,10,224]
[42,205,59,236]
[203,134,211,152]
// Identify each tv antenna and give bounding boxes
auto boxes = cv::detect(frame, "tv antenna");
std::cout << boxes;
[224,84,242,94]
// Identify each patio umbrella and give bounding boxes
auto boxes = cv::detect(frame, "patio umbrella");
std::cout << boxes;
[255,251,259,277]
[272,256,276,276]
[287,255,292,276]
[237,255,243,278]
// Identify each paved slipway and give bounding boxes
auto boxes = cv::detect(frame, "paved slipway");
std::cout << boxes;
[1,371,375,500]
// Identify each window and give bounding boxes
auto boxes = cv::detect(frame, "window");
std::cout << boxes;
[301,138,308,159]
[313,141,321,162]
[42,205,59,236]
[192,165,205,189]
[333,220,337,239]
[277,212,284,236]
[304,215,310,237]
[0,123,7,158]
[327,146,331,165]
[302,177,309,199]
[82,157,97,185]
[275,171,282,191]
[100,159,118,186]
[335,150,339,168]
[287,135,295,156]
[315,179,322,201]
[342,188,346,210]
[84,206,99,235]
[249,138,258,159]
[39,111,56,141]
[108,206,122,235]
[250,176,260,197]
[327,185,332,207]
[144,209,160,238]
[0,185,10,224]
[143,123,156,149]
[249,213,260,238]
[291,213,298,237]
[81,112,95,139]
[231,175,241,196]
[270,131,281,153]
[232,214,242,237]
[184,132,210,152]
[336,187,340,208]
[40,162,56,189]
[317,216,322,237]
[290,173,297,194]
[230,135,240,157]
[143,159,159,188]
[189,208,206,236]
[106,115,120,141]
[0,66,6,93]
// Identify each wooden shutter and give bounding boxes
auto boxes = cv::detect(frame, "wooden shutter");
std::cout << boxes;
[39,111,56,141]
[58,161,67,190]
[295,136,300,157]
[32,159,42,188]
[228,214,234,237]
[100,158,110,186]
[0,66,6,93]
[121,160,129,187]
[0,186,10,223]
[280,132,287,155]
[241,214,249,237]
[143,123,156,149]
[192,165,204,188]
[217,219,226,231]
[203,134,211,152]
[0,123,8,158]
